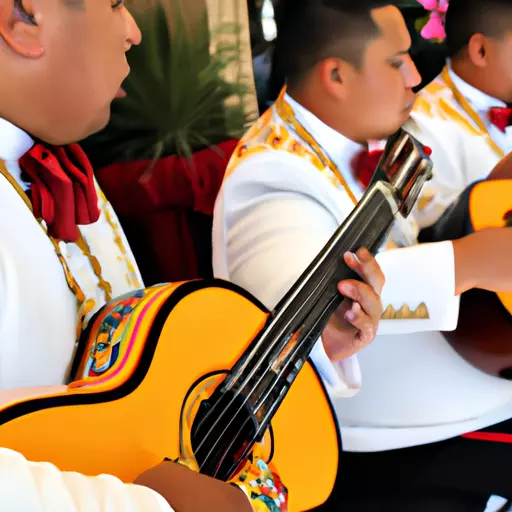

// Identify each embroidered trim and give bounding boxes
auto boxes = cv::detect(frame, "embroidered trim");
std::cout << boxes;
[440,66,505,159]
[381,302,430,320]
[275,88,357,204]
[225,88,357,206]
[0,159,112,322]
[98,190,141,289]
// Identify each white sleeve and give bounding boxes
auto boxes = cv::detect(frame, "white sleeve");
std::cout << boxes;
[376,241,460,334]
[214,154,362,398]
[214,152,461,392]
[222,192,361,398]
[0,448,173,512]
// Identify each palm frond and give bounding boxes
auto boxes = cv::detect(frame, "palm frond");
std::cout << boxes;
[82,0,250,168]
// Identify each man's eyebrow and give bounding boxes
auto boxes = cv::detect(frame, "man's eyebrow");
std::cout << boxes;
[391,49,410,57]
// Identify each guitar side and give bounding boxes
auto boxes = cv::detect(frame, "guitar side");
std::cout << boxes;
[0,281,340,512]
[469,179,512,315]
[434,179,512,377]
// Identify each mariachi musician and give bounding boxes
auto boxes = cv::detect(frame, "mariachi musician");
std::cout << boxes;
[212,0,512,510]
[0,0,384,508]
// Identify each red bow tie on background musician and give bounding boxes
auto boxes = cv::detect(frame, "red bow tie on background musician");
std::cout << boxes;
[488,106,512,133]
[19,143,100,242]
[350,147,385,189]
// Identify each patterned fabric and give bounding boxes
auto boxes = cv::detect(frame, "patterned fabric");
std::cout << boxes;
[225,88,356,204]
[233,446,288,512]
[72,286,288,512]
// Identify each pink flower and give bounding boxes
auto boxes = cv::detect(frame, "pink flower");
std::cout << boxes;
[437,0,449,13]
[417,0,438,9]
[420,10,446,40]
[416,0,449,41]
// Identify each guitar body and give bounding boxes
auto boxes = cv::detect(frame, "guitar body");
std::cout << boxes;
[0,280,340,512]
[425,180,512,378]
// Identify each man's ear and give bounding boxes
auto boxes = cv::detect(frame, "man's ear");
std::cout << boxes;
[0,0,44,58]
[318,58,348,99]
[467,33,489,68]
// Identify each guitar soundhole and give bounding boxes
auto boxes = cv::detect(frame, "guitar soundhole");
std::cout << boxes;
[190,390,259,481]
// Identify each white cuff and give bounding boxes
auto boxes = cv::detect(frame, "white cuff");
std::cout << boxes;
[310,340,362,398]
[376,241,460,335]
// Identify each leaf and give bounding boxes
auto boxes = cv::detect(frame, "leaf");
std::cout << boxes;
[81,0,250,169]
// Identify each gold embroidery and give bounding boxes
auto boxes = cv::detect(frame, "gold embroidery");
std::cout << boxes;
[438,98,482,137]
[76,234,112,301]
[381,302,430,320]
[417,192,435,212]
[422,81,446,96]
[413,96,434,117]
[275,87,358,205]
[440,66,505,159]
[225,88,358,205]
[99,194,141,289]
[0,160,112,331]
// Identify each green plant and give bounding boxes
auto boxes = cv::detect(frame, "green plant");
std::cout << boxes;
[83,1,250,168]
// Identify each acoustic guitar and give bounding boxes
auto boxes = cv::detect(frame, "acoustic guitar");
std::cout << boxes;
[0,128,432,512]
[419,179,512,379]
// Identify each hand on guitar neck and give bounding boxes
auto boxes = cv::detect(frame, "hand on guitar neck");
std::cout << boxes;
[322,248,385,361]
[135,461,254,512]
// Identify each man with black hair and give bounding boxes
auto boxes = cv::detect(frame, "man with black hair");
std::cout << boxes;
[404,0,512,229]
[213,0,512,510]
[0,0,387,507]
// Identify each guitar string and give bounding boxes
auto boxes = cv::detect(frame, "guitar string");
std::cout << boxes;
[192,237,337,461]
[197,208,381,473]
[193,93,356,470]
[197,321,318,474]
[191,279,326,462]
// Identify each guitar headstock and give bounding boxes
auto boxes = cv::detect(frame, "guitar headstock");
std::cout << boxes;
[368,127,434,217]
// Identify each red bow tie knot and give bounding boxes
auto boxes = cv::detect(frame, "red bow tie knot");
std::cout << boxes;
[350,148,384,189]
[488,106,512,133]
[19,143,100,242]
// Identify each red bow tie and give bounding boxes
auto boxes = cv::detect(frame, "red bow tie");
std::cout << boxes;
[350,148,384,189]
[488,106,512,133]
[19,143,100,242]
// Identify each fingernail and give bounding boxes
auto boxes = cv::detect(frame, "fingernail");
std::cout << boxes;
[345,310,356,322]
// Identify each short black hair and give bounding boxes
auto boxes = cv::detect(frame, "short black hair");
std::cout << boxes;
[273,0,398,88]
[445,0,512,58]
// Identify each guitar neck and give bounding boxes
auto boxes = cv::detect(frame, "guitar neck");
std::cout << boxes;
[223,181,400,417]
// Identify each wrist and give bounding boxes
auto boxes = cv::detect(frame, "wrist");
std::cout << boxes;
[452,236,478,295]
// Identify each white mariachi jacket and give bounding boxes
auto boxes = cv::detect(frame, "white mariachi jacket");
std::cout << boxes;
[0,118,143,390]
[212,89,463,412]
[0,119,178,510]
[0,447,173,511]
[404,62,512,229]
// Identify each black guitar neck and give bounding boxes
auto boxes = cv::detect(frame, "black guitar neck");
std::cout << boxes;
[193,128,433,480]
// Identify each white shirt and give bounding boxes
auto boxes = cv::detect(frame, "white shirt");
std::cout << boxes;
[0,447,172,512]
[0,119,143,389]
[211,93,512,452]
[0,119,174,510]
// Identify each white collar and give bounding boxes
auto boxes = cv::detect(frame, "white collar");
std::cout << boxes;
[447,60,506,112]
[0,118,34,162]
[283,93,363,167]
